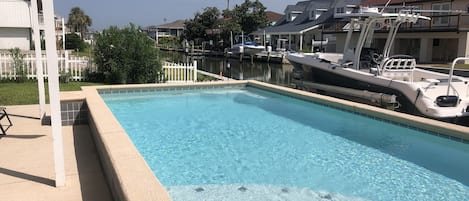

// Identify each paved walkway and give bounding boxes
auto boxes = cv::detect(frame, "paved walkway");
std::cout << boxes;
[0,105,112,201]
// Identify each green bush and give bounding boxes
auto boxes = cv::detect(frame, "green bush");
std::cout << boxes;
[65,33,86,51]
[94,24,162,84]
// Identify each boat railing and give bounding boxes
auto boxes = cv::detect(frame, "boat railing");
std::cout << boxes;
[447,57,469,96]
[379,55,416,81]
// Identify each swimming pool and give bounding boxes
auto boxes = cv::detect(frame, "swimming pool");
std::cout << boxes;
[101,84,469,201]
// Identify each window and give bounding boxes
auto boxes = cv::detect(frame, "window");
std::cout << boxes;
[310,9,326,20]
[336,7,345,14]
[432,2,450,26]
[411,5,423,26]
[289,11,302,21]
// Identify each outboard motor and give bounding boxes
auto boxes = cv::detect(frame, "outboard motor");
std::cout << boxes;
[436,95,459,107]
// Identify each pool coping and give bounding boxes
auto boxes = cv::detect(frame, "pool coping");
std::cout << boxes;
[81,80,469,201]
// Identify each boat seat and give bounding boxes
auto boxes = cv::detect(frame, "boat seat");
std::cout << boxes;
[379,55,416,81]
[0,107,12,135]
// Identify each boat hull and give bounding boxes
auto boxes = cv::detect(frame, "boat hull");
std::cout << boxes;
[287,53,469,120]
[290,60,417,114]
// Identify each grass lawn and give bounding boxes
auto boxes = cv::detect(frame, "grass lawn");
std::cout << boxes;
[0,81,103,105]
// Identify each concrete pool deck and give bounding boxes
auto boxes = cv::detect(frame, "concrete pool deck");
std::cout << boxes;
[0,105,112,201]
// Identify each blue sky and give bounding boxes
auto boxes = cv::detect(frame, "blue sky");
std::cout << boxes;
[54,0,299,30]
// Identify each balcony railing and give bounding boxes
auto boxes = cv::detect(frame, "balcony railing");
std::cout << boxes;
[323,14,469,33]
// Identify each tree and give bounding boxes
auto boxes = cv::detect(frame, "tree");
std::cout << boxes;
[94,24,161,84]
[231,0,268,34]
[67,7,92,39]
[184,7,221,44]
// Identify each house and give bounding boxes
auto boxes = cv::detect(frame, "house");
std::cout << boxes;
[354,0,469,63]
[265,11,283,26]
[0,0,67,50]
[144,20,186,45]
[0,0,34,50]
[252,0,362,52]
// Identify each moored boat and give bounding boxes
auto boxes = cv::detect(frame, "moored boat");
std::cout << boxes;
[230,41,266,55]
[287,7,469,119]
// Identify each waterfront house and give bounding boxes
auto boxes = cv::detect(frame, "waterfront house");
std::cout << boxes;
[144,20,186,45]
[355,0,469,63]
[252,0,363,52]
[0,0,33,50]
[265,11,283,26]
[0,0,66,50]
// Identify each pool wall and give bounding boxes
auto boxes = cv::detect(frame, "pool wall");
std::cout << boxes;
[80,80,469,201]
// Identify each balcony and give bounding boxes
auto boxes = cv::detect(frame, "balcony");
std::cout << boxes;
[323,13,469,33]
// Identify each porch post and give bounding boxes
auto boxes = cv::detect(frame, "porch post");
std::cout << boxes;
[42,0,66,187]
[300,33,303,51]
[419,38,432,63]
[30,0,46,118]
[458,33,469,64]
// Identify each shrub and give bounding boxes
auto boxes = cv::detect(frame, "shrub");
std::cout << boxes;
[9,48,27,82]
[94,24,162,84]
[65,33,86,51]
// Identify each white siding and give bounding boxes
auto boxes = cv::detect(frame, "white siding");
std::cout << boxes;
[0,1,31,28]
[0,27,31,50]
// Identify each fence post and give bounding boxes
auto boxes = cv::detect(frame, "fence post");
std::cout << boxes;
[64,50,69,74]
[193,60,197,82]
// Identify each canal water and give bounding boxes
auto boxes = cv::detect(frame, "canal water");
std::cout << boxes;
[158,51,294,87]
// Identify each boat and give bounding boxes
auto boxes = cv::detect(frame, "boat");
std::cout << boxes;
[287,7,469,119]
[230,41,265,55]
[229,33,265,56]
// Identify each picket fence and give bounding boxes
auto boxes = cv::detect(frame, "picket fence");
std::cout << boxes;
[161,61,198,82]
[0,50,94,81]
[0,50,204,83]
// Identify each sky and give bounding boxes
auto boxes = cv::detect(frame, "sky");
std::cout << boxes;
[54,0,300,30]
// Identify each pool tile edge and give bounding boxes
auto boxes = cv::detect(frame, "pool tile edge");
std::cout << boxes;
[82,86,172,201]
[246,80,469,141]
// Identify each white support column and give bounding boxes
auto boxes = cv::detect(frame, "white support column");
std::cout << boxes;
[299,34,303,51]
[30,0,46,118]
[42,0,65,187]
[288,34,292,50]
[419,38,432,63]
[155,28,159,45]
[62,18,66,50]
[458,33,469,64]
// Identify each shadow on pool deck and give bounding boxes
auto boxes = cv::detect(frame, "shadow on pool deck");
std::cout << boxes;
[0,105,112,201]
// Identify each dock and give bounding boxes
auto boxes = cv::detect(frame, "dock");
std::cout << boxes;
[158,47,289,64]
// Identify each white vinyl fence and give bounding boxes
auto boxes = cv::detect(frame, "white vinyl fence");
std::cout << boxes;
[0,50,95,81]
[161,60,198,82]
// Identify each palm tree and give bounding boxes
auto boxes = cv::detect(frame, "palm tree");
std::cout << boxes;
[66,7,92,39]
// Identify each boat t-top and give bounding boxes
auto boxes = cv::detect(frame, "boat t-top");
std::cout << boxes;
[287,7,469,119]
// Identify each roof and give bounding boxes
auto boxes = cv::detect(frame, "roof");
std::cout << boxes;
[253,0,335,35]
[265,11,283,23]
[158,19,186,29]
[144,19,186,31]
[360,0,424,6]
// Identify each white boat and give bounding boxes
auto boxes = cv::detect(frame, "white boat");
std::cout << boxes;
[287,7,469,119]
[230,41,265,55]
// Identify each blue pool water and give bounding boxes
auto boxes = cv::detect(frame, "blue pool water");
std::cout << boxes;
[102,86,469,201]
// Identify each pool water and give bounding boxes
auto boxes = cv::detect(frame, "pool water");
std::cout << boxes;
[102,86,469,201]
